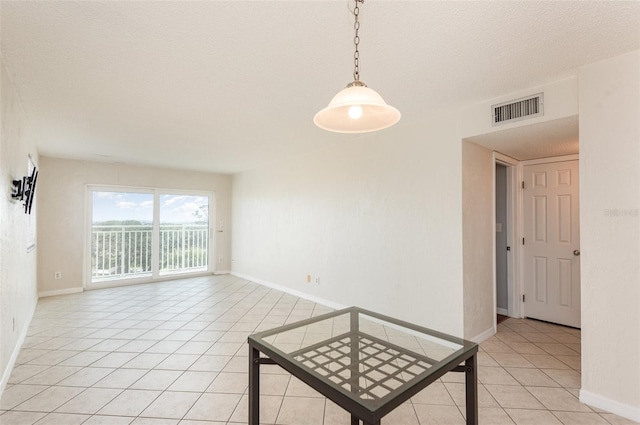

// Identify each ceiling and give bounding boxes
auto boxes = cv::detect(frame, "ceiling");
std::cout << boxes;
[1,1,639,174]
[467,116,580,161]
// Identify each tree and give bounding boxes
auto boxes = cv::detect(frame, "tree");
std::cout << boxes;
[192,204,208,224]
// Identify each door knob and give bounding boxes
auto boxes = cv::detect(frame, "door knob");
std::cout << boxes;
[573,250,580,256]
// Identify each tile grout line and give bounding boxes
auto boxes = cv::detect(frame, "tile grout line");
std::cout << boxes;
[5,276,637,425]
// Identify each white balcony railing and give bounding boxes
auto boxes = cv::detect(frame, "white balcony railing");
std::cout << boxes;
[91,224,208,281]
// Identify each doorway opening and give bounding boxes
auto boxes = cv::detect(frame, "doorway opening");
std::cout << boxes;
[465,114,580,336]
[493,153,520,328]
[495,163,509,320]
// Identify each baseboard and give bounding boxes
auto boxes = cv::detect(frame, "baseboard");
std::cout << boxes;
[214,270,231,275]
[470,326,496,344]
[231,272,346,311]
[0,300,37,397]
[580,389,640,422]
[496,307,508,316]
[38,287,84,298]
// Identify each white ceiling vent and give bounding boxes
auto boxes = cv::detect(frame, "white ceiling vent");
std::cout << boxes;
[492,93,544,126]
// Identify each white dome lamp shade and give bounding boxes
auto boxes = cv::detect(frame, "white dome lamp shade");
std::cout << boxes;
[313,0,400,134]
[313,81,401,133]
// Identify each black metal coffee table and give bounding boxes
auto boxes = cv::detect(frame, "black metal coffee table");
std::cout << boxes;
[248,307,478,425]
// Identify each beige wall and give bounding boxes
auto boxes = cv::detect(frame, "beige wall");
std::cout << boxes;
[461,140,495,340]
[232,111,466,336]
[0,59,39,392]
[578,50,640,420]
[37,157,232,294]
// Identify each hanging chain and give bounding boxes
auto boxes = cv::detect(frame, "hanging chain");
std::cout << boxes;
[353,0,364,82]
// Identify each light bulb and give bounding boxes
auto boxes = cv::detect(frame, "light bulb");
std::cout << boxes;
[348,105,363,119]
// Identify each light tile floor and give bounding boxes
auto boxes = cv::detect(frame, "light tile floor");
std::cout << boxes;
[0,275,637,425]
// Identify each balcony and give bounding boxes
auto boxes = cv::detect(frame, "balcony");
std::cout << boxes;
[91,224,209,281]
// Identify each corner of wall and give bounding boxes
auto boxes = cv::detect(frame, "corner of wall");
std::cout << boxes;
[461,140,495,340]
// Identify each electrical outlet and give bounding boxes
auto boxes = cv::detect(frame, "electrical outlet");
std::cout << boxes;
[315,277,320,286]
[54,271,62,280]
[218,257,223,263]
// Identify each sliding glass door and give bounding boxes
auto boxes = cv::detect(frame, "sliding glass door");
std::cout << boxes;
[91,190,154,281]
[159,194,209,276]
[89,187,212,285]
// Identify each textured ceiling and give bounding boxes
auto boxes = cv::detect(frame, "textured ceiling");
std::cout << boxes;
[467,116,580,161]
[1,1,639,173]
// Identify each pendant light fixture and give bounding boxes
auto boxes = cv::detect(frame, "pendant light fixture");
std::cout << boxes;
[314,0,400,133]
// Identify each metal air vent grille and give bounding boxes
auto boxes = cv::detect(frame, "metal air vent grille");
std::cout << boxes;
[492,93,544,126]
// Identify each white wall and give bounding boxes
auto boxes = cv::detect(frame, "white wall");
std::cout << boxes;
[461,141,495,340]
[37,157,232,295]
[0,58,39,394]
[232,112,465,336]
[578,50,640,421]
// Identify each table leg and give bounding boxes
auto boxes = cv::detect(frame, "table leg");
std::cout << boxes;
[465,354,478,425]
[249,346,260,425]
[350,311,360,425]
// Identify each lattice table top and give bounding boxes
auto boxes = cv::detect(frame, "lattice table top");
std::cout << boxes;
[291,331,434,401]
[249,307,478,413]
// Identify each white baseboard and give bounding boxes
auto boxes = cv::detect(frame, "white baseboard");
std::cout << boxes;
[38,287,83,298]
[470,326,496,344]
[580,389,640,422]
[0,301,37,397]
[214,270,231,275]
[231,272,346,311]
[496,307,508,316]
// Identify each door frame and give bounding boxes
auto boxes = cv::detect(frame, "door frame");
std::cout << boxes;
[493,153,521,326]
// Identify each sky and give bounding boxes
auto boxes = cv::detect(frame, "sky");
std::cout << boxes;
[92,191,208,224]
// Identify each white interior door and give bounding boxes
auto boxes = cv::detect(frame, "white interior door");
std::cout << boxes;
[523,160,580,328]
